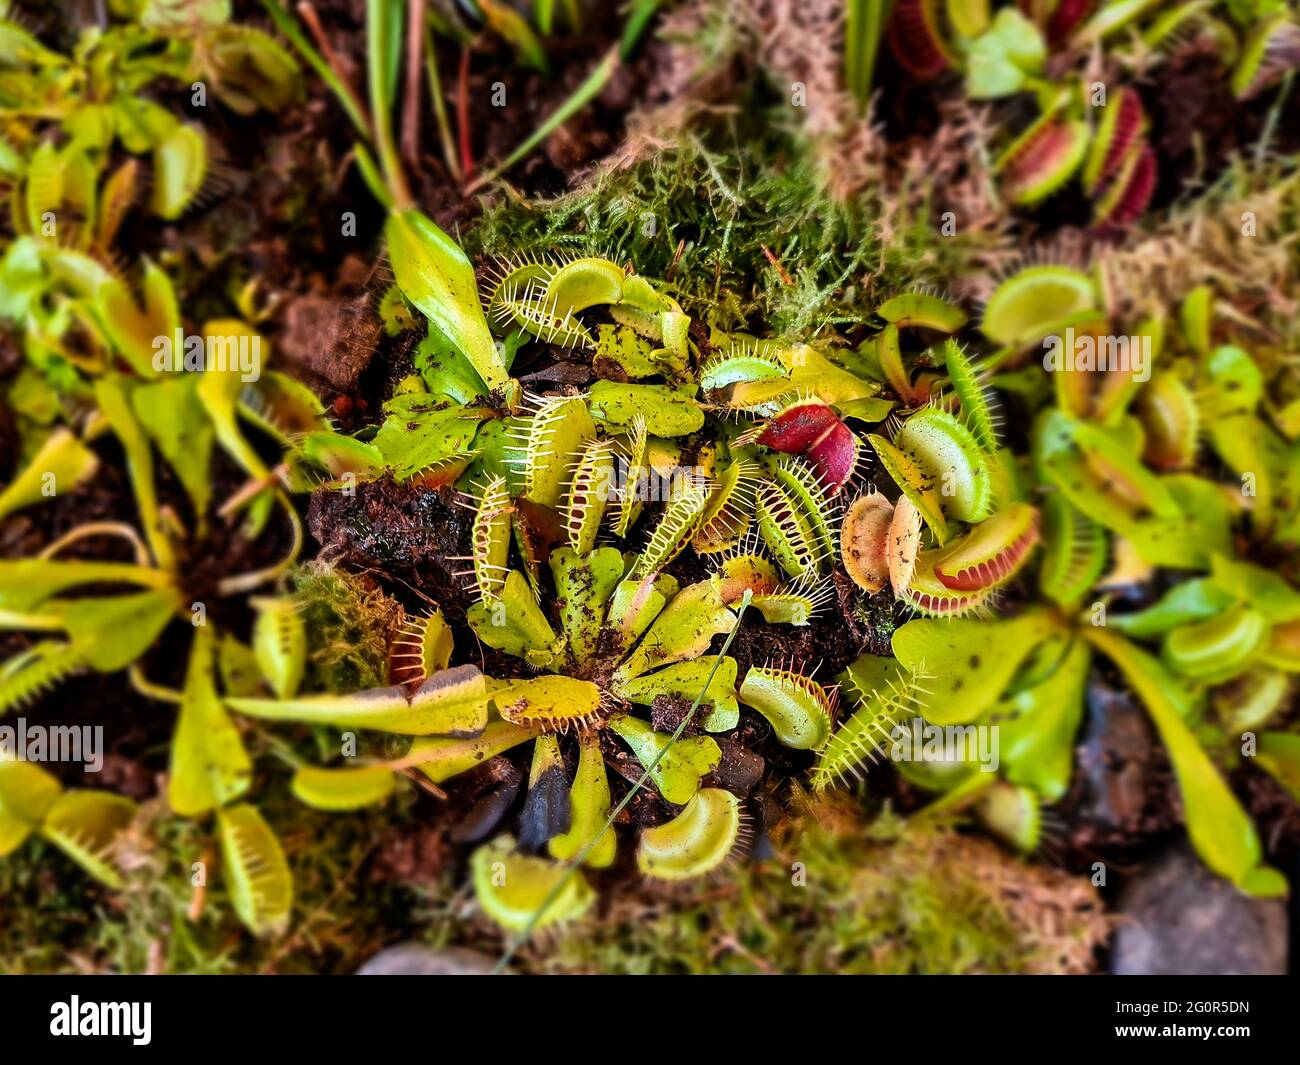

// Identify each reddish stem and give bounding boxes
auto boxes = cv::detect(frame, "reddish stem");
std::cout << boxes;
[401,0,425,165]
[296,1,370,130]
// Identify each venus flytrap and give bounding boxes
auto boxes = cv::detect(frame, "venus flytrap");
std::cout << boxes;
[822,261,1300,892]
[0,330,322,936]
[883,1,1297,229]
[811,654,933,791]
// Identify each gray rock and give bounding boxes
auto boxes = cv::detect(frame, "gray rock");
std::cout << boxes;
[356,944,500,976]
[1111,845,1288,975]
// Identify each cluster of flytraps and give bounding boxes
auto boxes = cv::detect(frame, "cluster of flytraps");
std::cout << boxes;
[223,253,890,932]
[0,4,313,935]
[4,181,1300,933]
[227,235,1300,925]
[884,0,1300,231]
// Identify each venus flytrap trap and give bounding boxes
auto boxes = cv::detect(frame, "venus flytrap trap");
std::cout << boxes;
[0,760,137,889]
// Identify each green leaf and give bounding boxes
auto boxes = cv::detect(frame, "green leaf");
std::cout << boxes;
[65,589,180,672]
[587,381,704,437]
[1209,556,1300,622]
[548,730,617,868]
[371,394,487,480]
[614,578,736,682]
[408,719,539,785]
[170,628,252,817]
[965,8,1045,98]
[550,546,624,664]
[229,664,491,736]
[413,326,488,402]
[607,714,719,804]
[0,761,61,857]
[385,210,507,391]
[291,765,396,810]
[467,569,561,666]
[1108,578,1235,639]
[1256,733,1300,803]
[95,375,175,571]
[0,559,169,613]
[892,612,1057,726]
[990,638,1089,801]
[0,429,99,525]
[604,573,673,657]
[218,804,293,936]
[132,375,215,522]
[615,657,740,733]
[194,323,274,532]
[1087,628,1284,896]
[218,633,264,696]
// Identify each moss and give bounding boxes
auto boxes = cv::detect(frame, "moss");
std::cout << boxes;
[469,130,932,338]
[291,561,404,692]
[509,797,1108,974]
[0,783,445,974]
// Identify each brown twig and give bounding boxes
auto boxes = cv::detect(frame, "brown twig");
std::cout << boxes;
[296,2,371,131]
[666,238,686,281]
[760,244,795,287]
[187,845,213,923]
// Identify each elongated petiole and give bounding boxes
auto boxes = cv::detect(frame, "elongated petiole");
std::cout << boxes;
[423,23,461,181]
[0,609,66,632]
[465,45,620,193]
[38,521,151,566]
[217,493,304,596]
[367,0,413,208]
[128,664,182,705]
